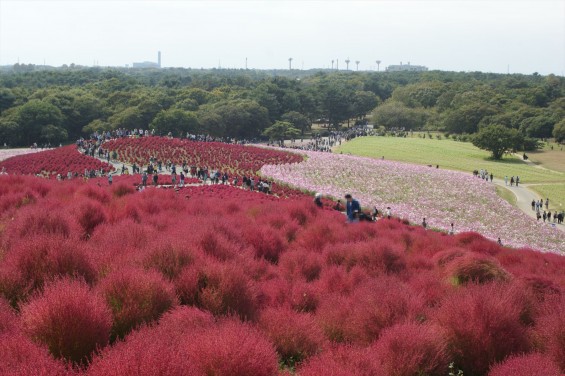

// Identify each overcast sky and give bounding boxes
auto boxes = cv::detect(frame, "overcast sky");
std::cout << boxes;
[1,0,564,75]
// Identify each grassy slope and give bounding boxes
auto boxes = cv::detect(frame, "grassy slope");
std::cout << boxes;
[336,136,565,206]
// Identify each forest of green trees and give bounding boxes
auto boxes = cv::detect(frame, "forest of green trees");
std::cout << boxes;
[0,65,563,147]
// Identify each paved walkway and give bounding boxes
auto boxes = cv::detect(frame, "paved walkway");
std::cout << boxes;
[466,177,564,233]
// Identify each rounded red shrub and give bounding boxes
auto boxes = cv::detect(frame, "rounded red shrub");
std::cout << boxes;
[0,332,70,376]
[371,323,450,376]
[1,236,96,299]
[198,261,259,320]
[87,324,202,376]
[0,298,18,333]
[143,241,197,280]
[182,319,278,376]
[259,307,325,364]
[20,278,112,364]
[279,248,323,282]
[72,199,107,237]
[324,239,407,276]
[111,182,135,198]
[446,252,510,285]
[8,205,77,241]
[98,267,177,339]
[317,276,424,344]
[298,345,382,376]
[488,353,562,376]
[244,224,287,263]
[532,294,565,369]
[434,283,532,375]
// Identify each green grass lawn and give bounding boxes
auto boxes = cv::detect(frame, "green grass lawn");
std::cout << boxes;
[495,186,517,207]
[336,136,565,206]
[337,136,564,184]
[530,184,565,212]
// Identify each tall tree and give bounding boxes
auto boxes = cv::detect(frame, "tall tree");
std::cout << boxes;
[472,125,523,159]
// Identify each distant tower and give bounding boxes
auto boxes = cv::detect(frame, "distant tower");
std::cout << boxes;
[158,51,161,68]
[355,60,360,71]
[376,60,381,72]
[288,57,293,70]
[345,58,350,70]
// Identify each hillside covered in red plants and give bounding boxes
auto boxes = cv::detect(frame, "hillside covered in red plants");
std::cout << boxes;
[102,137,303,177]
[0,146,113,177]
[0,174,564,376]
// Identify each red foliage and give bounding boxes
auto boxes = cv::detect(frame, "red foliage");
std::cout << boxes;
[0,174,563,374]
[298,345,382,376]
[445,252,510,285]
[20,278,112,364]
[98,267,177,339]
[531,294,565,370]
[371,323,450,376]
[259,307,326,364]
[434,282,533,375]
[317,277,424,344]
[197,261,259,320]
[0,332,70,376]
[488,353,562,376]
[103,136,302,177]
[0,145,113,176]
[180,319,278,376]
[0,236,95,303]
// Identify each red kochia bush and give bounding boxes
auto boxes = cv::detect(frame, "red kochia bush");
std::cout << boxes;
[298,345,382,376]
[0,236,96,300]
[446,252,510,285]
[181,319,279,376]
[317,276,424,344]
[488,353,562,376]
[0,332,70,376]
[20,278,112,364]
[198,261,259,320]
[371,323,450,376]
[0,298,17,333]
[434,283,532,375]
[88,307,213,376]
[98,268,177,339]
[531,294,565,370]
[259,307,326,364]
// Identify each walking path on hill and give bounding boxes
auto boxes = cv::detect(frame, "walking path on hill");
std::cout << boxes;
[492,178,564,233]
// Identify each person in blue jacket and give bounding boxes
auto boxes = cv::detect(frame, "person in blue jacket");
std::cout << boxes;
[345,194,361,222]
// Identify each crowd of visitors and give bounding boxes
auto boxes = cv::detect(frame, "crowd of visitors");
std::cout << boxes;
[532,198,564,224]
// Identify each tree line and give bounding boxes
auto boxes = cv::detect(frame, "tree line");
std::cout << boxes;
[0,66,563,148]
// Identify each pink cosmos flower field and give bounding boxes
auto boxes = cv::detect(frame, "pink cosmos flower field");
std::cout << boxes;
[0,148,46,162]
[261,150,565,254]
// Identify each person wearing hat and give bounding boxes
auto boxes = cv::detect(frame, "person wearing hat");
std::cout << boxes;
[314,193,323,208]
[345,194,361,222]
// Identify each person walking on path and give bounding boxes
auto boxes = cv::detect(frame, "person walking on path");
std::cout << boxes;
[142,172,148,187]
[545,198,549,210]
[490,173,493,182]
[516,176,520,186]
[345,194,361,222]
[422,218,427,230]
[531,200,535,211]
[108,173,113,186]
[504,176,508,186]
[386,207,392,219]
[448,223,455,235]
[510,176,514,186]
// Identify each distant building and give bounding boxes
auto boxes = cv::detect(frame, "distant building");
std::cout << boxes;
[386,62,428,72]
[132,51,161,69]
